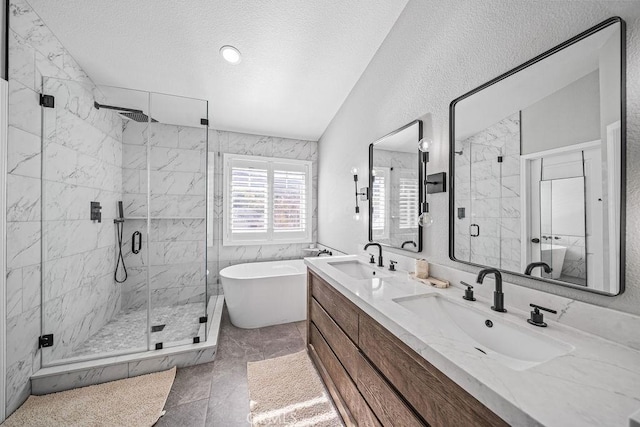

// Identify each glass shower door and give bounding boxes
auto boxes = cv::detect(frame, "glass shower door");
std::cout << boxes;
[469,143,502,267]
[41,78,150,365]
[41,79,210,365]
[147,92,209,349]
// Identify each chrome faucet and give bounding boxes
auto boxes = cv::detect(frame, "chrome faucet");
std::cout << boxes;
[524,262,552,276]
[364,242,383,267]
[476,268,506,313]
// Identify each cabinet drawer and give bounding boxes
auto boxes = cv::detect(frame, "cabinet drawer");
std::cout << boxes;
[311,298,359,381]
[359,314,507,427]
[357,352,426,427]
[310,271,359,342]
[310,324,381,427]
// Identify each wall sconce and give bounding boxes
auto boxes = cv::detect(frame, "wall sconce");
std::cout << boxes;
[351,167,369,221]
[417,145,434,227]
[416,138,447,227]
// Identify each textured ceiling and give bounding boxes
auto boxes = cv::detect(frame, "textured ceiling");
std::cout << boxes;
[26,0,410,140]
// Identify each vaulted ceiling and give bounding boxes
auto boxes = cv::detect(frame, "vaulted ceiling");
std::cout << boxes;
[27,0,409,140]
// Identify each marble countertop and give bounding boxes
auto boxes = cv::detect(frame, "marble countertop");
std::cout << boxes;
[304,255,640,427]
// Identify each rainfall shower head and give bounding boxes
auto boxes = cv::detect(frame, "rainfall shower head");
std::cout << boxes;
[118,111,158,123]
[94,101,158,123]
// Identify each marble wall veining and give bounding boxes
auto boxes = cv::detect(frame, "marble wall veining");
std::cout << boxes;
[454,113,521,272]
[5,0,123,413]
[41,76,124,363]
[121,122,207,312]
[207,130,319,296]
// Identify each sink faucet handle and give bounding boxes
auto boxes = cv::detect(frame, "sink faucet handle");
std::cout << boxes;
[527,303,557,327]
[369,254,375,264]
[389,260,397,271]
[461,281,476,301]
[529,303,557,314]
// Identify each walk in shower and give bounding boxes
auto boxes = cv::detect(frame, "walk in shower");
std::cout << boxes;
[40,77,211,366]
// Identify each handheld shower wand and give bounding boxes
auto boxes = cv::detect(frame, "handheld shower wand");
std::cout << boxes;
[114,201,127,283]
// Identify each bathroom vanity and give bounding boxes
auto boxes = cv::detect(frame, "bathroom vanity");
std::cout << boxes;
[306,267,505,426]
[304,255,640,426]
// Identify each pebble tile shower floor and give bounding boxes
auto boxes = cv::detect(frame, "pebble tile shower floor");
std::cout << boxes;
[71,303,205,358]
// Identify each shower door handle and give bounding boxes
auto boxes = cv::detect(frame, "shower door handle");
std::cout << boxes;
[132,231,142,254]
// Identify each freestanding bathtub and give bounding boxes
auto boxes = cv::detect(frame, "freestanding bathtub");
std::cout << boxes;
[220,259,307,329]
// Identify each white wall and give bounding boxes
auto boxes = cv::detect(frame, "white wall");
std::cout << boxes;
[317,0,640,315]
[521,71,601,155]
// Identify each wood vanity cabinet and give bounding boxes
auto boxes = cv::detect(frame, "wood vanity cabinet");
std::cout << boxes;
[306,270,508,427]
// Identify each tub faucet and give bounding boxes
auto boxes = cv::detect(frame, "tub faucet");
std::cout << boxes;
[476,268,506,313]
[524,262,552,276]
[364,242,383,267]
[317,249,332,257]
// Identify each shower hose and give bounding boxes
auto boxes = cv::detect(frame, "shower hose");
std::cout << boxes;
[114,219,127,283]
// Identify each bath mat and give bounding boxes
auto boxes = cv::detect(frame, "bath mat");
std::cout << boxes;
[1,367,176,427]
[247,350,343,427]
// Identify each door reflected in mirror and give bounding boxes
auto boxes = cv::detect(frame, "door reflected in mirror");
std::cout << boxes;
[450,18,625,296]
[369,120,423,252]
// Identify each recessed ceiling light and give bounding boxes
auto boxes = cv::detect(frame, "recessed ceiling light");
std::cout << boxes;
[220,45,241,65]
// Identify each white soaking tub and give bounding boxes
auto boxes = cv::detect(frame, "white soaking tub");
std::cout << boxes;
[220,259,307,328]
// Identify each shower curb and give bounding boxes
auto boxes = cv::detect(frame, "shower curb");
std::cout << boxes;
[30,296,224,395]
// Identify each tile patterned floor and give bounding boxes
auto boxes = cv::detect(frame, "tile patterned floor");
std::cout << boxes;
[72,303,206,358]
[155,308,307,426]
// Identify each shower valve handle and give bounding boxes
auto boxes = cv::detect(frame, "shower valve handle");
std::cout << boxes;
[132,231,142,254]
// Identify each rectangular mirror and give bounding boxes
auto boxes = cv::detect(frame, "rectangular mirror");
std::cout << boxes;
[369,120,423,252]
[450,18,626,296]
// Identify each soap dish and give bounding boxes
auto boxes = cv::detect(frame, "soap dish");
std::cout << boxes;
[409,272,450,289]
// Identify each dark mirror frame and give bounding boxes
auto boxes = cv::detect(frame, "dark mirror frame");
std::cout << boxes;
[369,120,424,252]
[448,17,626,296]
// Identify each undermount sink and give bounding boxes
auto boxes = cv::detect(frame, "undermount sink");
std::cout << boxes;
[394,294,573,371]
[327,260,391,280]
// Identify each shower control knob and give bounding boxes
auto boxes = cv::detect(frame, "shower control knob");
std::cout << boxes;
[531,238,540,243]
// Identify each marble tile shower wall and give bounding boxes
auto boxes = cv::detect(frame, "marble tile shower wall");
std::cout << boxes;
[121,122,207,311]
[207,131,318,295]
[41,78,124,363]
[454,113,521,272]
[5,0,123,413]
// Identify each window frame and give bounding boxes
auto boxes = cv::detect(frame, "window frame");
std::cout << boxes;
[223,153,312,246]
